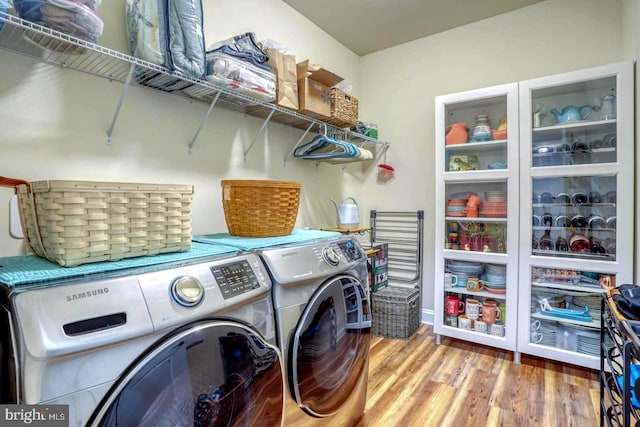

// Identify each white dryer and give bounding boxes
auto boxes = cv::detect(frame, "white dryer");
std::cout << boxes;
[256,236,371,426]
[0,251,285,426]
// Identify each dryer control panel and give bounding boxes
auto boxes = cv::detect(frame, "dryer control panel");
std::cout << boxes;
[337,240,363,261]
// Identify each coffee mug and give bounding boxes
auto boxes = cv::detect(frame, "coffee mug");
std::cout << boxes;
[600,274,616,290]
[445,295,465,316]
[466,299,482,320]
[481,302,502,324]
[531,331,544,344]
[474,319,488,334]
[490,322,505,337]
[456,275,469,288]
[444,272,458,287]
[530,319,541,332]
[466,277,485,292]
[445,315,458,328]
[458,314,473,331]
[466,205,479,218]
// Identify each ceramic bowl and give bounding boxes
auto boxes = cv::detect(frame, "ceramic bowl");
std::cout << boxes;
[488,162,507,169]
[569,234,590,252]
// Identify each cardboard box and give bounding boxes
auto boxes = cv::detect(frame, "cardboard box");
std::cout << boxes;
[296,60,343,118]
[367,243,389,292]
[266,48,298,110]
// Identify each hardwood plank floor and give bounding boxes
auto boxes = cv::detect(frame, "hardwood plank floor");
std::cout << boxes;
[355,324,600,427]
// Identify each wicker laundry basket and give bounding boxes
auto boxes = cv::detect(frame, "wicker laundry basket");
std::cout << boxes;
[1,177,193,267]
[221,180,301,237]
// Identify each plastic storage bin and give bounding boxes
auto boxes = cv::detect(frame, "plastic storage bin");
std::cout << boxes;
[13,0,104,45]
[185,52,276,101]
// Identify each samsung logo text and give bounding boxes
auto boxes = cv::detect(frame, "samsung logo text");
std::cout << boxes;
[66,287,109,302]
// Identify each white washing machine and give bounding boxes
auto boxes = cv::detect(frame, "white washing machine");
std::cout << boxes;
[256,236,371,426]
[0,250,285,426]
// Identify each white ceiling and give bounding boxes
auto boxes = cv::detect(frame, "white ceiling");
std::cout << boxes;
[283,0,544,56]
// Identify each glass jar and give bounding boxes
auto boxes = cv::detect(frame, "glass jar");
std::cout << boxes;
[471,114,492,141]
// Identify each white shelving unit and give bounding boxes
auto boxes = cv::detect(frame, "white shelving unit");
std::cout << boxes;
[518,61,634,369]
[0,11,389,162]
[434,83,520,359]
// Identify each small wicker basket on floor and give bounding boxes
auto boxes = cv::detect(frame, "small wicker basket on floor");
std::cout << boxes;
[0,177,193,267]
[372,287,421,339]
[221,180,301,237]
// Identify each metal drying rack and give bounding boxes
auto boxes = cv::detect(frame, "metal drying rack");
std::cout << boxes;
[369,210,424,288]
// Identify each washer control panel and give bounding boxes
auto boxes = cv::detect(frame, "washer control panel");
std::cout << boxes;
[137,253,270,331]
[210,259,261,299]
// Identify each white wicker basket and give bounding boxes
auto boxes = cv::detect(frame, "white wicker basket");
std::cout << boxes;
[2,177,193,267]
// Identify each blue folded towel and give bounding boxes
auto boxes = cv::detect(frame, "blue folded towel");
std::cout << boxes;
[194,228,342,251]
[0,242,239,287]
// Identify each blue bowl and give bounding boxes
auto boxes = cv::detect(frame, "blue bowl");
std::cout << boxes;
[488,162,507,169]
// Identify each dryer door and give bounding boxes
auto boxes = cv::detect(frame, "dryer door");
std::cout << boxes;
[289,274,371,417]
[88,320,284,427]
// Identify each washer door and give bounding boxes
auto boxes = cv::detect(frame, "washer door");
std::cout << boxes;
[289,274,371,417]
[88,320,284,427]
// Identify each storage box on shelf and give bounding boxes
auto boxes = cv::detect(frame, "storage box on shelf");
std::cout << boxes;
[324,88,358,128]
[296,60,344,119]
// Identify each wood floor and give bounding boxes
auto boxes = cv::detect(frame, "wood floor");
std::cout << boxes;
[355,324,601,427]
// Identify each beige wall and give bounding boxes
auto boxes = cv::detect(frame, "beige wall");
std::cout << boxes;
[358,0,629,318]
[0,0,635,319]
[0,0,362,257]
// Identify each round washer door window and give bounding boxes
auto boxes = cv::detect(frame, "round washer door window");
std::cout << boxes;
[88,320,284,427]
[289,275,371,417]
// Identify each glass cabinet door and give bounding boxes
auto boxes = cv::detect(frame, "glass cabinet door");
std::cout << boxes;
[444,95,509,172]
[530,74,619,168]
[445,182,508,254]
[531,175,617,261]
[434,83,519,356]
[518,61,633,370]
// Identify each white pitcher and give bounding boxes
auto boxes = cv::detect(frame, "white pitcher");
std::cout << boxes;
[330,197,360,228]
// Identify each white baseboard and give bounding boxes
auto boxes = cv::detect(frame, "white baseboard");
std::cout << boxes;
[421,309,434,325]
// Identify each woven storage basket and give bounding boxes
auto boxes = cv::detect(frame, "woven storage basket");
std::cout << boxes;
[221,180,301,237]
[372,287,420,339]
[1,177,193,267]
[323,88,358,128]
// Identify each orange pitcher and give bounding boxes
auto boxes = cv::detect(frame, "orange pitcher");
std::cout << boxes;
[445,123,468,145]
